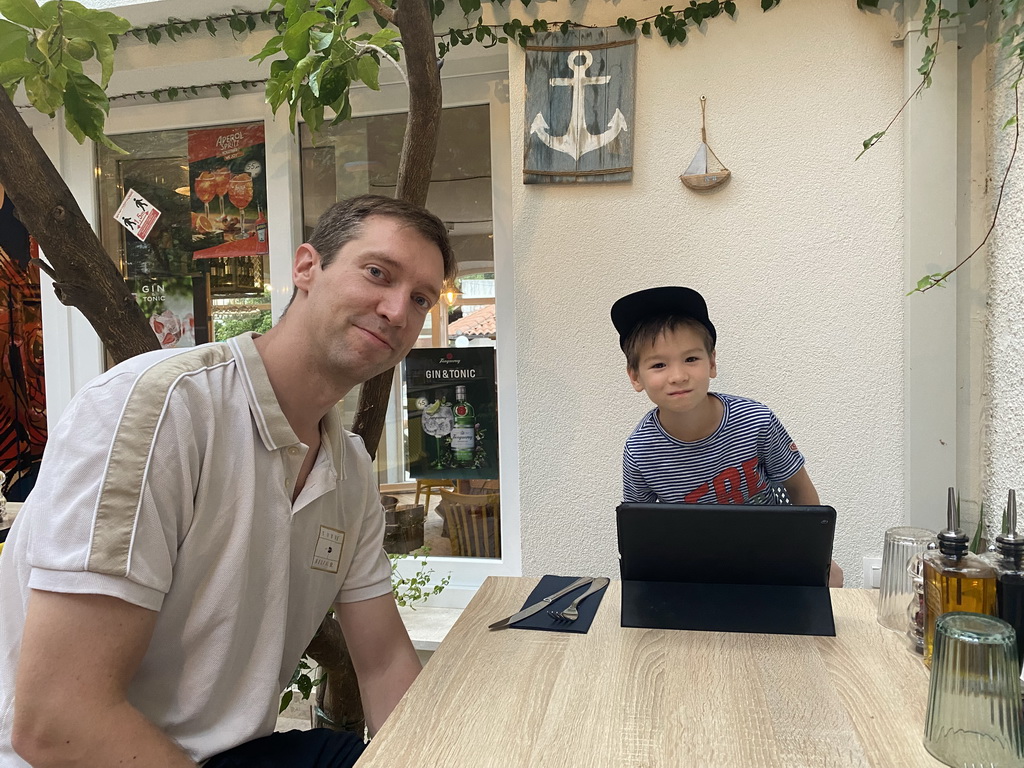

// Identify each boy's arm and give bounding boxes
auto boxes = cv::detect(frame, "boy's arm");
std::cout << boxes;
[781,467,819,506]
[782,468,844,587]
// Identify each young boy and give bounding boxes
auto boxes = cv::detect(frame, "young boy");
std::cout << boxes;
[611,285,843,586]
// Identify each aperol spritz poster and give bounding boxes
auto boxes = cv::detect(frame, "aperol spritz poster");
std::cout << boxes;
[187,123,268,260]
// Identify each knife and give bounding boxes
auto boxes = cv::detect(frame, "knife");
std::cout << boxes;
[488,577,594,630]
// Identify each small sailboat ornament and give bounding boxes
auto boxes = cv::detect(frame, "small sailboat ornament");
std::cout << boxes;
[680,96,730,190]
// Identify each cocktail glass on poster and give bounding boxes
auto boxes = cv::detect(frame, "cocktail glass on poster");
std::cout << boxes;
[421,401,454,470]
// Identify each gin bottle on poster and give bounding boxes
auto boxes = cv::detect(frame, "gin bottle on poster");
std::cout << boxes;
[451,385,475,466]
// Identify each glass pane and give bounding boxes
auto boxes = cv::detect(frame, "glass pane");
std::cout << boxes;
[96,123,271,355]
[300,105,499,559]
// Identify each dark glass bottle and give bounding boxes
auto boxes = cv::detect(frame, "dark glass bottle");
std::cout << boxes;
[988,489,1024,673]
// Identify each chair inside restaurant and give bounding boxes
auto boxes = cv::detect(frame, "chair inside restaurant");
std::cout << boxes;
[437,489,501,558]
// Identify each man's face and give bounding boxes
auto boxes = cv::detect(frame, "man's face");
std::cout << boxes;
[296,215,445,387]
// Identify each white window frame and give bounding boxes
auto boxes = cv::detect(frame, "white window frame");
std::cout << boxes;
[34,63,516,608]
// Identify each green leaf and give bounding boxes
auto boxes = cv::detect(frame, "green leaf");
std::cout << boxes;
[167,86,178,100]
[342,0,372,19]
[641,20,652,35]
[760,0,779,9]
[250,34,284,64]
[857,0,880,8]
[219,84,231,98]
[357,54,379,89]
[63,70,112,145]
[146,27,161,45]
[0,58,35,87]
[246,15,257,32]
[60,3,126,87]
[724,0,736,15]
[279,690,293,713]
[23,71,62,113]
[1003,115,1018,129]
[0,0,53,29]
[282,11,328,60]
[0,19,29,63]
[229,15,247,34]
[459,0,480,13]
[310,27,334,52]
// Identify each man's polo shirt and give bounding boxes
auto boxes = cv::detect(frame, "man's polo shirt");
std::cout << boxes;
[0,332,391,764]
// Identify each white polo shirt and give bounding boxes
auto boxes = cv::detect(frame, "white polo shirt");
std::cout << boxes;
[0,333,392,765]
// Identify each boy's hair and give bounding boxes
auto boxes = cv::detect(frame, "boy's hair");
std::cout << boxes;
[624,315,716,373]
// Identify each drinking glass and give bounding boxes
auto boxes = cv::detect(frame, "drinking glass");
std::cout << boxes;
[924,612,1024,767]
[212,167,232,218]
[877,526,935,632]
[193,171,217,219]
[227,173,253,235]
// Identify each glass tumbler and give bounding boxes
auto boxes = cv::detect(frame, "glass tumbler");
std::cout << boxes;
[923,612,1024,767]
[877,526,935,631]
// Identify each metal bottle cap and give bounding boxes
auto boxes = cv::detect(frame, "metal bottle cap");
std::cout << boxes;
[996,489,1024,557]
[937,487,969,556]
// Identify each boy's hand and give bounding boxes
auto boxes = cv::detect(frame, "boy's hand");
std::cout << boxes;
[828,559,844,588]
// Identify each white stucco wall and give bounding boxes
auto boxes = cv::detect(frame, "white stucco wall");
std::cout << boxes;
[508,0,905,582]
[985,40,1024,526]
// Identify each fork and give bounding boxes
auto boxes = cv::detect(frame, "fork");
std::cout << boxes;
[548,577,610,622]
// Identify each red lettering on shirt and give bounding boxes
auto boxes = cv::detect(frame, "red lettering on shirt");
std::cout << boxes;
[740,457,768,497]
[712,466,745,504]
[684,483,710,503]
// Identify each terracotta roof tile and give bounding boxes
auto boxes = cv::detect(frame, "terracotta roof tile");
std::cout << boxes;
[448,304,495,338]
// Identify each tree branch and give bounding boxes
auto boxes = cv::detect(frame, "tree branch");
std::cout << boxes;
[366,0,396,24]
[0,89,158,363]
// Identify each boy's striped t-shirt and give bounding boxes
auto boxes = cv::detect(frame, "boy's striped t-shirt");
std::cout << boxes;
[622,393,804,505]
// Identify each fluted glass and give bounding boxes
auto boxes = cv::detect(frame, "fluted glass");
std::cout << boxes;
[877,526,935,632]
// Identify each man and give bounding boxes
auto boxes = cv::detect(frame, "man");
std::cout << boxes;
[0,195,456,767]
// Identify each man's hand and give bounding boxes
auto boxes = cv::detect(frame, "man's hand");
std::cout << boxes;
[334,593,421,736]
[13,590,196,768]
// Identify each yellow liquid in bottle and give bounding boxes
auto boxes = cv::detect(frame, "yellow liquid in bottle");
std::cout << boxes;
[922,558,997,667]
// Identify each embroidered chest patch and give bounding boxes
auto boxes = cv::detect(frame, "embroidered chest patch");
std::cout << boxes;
[312,525,345,573]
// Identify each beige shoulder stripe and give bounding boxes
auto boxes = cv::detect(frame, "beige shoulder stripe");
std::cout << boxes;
[88,346,233,576]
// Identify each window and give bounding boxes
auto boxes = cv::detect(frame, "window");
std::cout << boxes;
[300,105,500,560]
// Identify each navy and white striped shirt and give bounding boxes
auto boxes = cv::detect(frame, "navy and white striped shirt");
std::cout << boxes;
[622,393,804,505]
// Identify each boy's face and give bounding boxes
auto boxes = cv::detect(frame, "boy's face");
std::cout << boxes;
[627,326,717,415]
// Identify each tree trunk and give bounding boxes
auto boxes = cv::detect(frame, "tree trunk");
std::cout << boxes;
[0,89,157,364]
[312,0,446,733]
[351,0,444,462]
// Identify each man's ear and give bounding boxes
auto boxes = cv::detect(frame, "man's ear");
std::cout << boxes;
[627,365,644,393]
[292,243,320,294]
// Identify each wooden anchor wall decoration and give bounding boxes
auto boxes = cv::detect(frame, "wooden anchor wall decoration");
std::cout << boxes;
[523,28,636,184]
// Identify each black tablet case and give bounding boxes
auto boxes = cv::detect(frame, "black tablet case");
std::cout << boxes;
[617,502,837,636]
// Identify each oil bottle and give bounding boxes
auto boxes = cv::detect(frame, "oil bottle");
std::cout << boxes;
[922,487,998,667]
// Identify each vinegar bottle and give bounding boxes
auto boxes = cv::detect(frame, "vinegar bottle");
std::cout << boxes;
[922,487,997,667]
[988,489,1024,674]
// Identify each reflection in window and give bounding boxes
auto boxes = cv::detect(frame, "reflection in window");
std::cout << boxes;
[96,124,271,356]
[300,105,499,559]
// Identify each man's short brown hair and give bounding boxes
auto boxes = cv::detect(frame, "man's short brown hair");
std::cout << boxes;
[623,315,716,373]
[308,194,457,283]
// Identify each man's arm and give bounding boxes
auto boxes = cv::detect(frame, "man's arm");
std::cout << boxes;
[334,593,421,736]
[13,590,196,768]
[782,468,844,587]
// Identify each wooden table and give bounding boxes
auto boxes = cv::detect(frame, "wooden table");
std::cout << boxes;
[357,577,944,767]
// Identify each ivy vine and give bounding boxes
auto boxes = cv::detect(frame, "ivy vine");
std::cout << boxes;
[2,0,1023,288]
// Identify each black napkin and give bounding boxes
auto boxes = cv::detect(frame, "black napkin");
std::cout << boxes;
[509,575,608,634]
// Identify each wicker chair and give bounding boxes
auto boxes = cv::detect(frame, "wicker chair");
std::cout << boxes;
[437,489,500,558]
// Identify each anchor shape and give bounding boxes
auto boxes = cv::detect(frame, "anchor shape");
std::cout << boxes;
[531,50,628,161]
